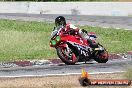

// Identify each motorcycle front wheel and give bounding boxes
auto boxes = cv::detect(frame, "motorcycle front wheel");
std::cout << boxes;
[56,46,78,65]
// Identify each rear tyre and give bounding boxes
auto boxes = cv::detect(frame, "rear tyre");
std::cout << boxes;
[93,45,109,63]
[94,50,108,63]
[56,46,78,65]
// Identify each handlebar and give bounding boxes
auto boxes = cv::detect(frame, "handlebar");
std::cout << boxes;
[63,31,69,34]
[63,29,77,35]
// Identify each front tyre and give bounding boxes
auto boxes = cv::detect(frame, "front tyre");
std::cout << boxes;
[56,46,78,65]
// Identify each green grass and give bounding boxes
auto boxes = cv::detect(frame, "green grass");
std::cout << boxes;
[0,19,55,61]
[80,26,132,53]
[0,19,131,61]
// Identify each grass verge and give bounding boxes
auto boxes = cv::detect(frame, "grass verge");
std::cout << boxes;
[0,19,131,61]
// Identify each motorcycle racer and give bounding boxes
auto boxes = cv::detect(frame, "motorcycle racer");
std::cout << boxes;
[54,16,98,49]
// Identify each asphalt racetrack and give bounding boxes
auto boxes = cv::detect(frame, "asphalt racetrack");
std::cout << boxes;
[0,13,131,77]
[0,58,131,77]
[0,13,132,30]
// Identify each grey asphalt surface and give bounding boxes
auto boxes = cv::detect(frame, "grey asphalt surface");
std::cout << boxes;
[0,13,131,77]
[0,13,132,30]
[0,58,131,77]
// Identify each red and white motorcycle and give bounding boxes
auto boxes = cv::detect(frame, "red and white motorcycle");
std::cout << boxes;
[50,25,108,65]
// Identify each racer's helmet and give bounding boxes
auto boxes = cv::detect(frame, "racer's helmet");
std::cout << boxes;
[55,16,66,27]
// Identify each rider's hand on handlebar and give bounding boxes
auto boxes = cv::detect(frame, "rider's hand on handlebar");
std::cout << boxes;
[64,29,75,35]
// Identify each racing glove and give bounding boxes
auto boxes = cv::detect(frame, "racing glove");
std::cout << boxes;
[66,29,75,35]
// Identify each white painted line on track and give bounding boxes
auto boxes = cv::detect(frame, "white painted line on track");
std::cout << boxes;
[0,71,125,78]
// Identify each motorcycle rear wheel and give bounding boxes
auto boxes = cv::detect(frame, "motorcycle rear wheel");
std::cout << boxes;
[56,46,78,65]
[93,45,109,63]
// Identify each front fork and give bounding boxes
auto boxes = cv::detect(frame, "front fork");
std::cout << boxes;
[64,44,72,58]
[56,43,72,58]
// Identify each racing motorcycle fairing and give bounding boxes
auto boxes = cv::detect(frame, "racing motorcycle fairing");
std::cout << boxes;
[66,41,90,57]
[50,25,108,65]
